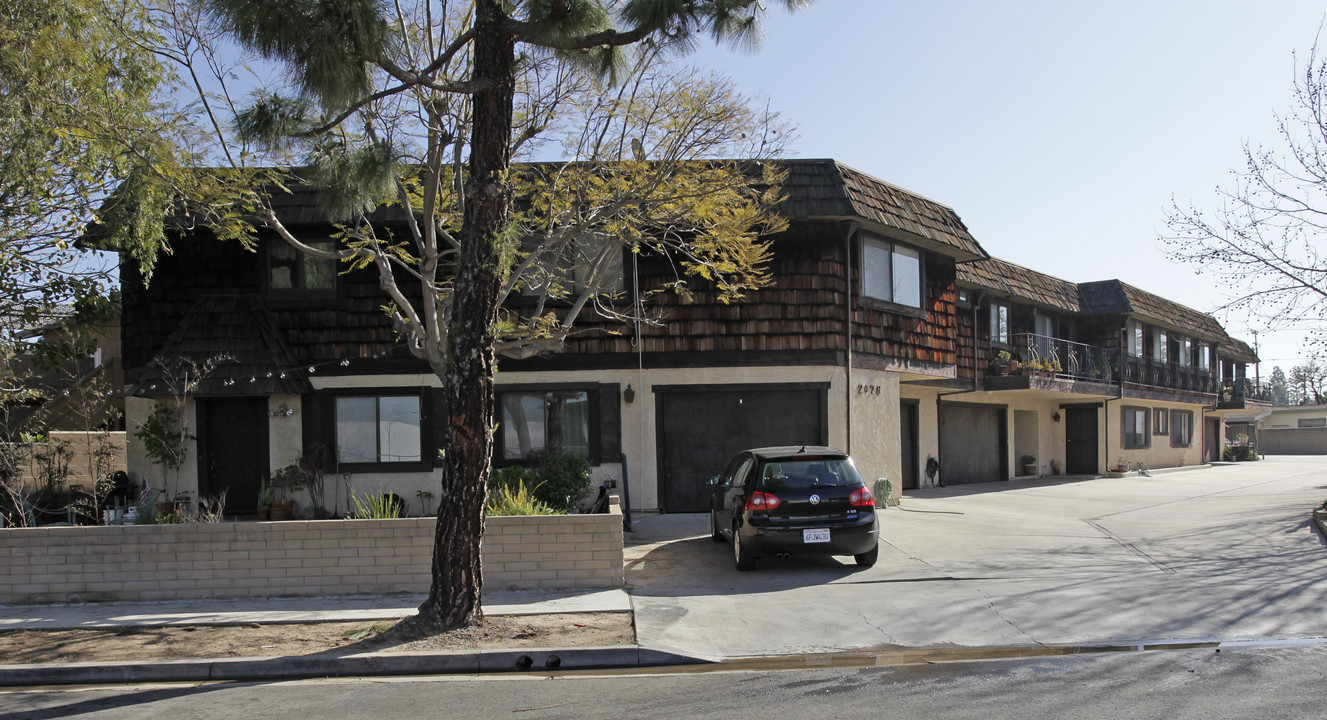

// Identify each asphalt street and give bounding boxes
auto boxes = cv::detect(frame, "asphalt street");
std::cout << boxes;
[4,644,1325,719]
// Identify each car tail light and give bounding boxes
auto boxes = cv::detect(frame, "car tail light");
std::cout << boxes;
[849,487,875,507]
[745,491,780,511]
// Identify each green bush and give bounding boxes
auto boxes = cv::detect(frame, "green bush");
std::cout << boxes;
[490,465,536,494]
[1223,446,1259,462]
[486,482,556,516]
[535,454,592,512]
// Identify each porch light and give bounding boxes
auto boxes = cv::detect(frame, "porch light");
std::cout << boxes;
[623,384,636,404]
[1052,411,1062,422]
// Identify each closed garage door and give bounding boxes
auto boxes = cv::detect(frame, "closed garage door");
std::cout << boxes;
[657,384,828,512]
[938,404,1005,485]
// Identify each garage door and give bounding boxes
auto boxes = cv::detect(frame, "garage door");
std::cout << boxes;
[657,384,827,512]
[938,404,1005,485]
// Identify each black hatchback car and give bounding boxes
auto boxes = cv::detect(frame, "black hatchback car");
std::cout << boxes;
[708,446,880,571]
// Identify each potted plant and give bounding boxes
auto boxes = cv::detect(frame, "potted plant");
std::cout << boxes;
[133,403,192,515]
[268,460,311,521]
[1108,457,1129,478]
[991,350,1015,376]
[256,479,275,521]
[1021,454,1038,476]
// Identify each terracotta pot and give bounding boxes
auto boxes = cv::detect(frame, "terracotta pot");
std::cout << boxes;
[256,506,271,521]
[270,500,295,521]
[157,501,177,516]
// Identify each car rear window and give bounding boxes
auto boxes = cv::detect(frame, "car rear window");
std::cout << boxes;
[758,458,864,492]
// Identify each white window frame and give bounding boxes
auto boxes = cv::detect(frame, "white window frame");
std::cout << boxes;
[990,303,1011,345]
[861,233,924,309]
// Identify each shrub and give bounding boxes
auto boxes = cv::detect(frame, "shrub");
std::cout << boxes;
[1223,446,1260,462]
[490,465,536,494]
[486,482,556,516]
[535,454,592,512]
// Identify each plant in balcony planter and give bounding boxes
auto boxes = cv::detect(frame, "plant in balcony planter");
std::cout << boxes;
[991,350,1016,376]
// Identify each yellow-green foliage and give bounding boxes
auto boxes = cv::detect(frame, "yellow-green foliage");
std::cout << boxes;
[486,482,557,516]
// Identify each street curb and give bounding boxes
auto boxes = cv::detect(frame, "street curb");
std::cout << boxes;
[0,645,707,687]
[1313,508,1327,542]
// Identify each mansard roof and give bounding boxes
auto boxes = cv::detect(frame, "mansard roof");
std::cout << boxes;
[957,257,1231,342]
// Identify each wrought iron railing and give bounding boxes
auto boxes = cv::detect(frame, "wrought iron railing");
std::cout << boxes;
[1221,377,1274,403]
[1008,333,1116,383]
[1121,356,1218,395]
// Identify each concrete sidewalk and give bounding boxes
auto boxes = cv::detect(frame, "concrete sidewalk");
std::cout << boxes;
[0,589,631,630]
[0,588,696,687]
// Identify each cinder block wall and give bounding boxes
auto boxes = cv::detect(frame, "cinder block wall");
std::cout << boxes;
[0,496,623,604]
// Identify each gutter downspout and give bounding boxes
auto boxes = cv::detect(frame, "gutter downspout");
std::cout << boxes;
[843,221,859,455]
[970,290,986,391]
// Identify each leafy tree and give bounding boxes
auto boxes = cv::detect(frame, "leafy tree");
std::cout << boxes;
[1289,359,1326,405]
[1162,39,1327,350]
[0,0,168,319]
[130,0,810,632]
[1269,365,1290,405]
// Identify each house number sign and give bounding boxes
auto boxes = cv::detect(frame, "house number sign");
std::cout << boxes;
[856,384,883,396]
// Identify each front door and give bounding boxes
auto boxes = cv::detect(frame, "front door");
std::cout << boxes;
[1065,407,1098,475]
[900,401,920,490]
[199,397,270,515]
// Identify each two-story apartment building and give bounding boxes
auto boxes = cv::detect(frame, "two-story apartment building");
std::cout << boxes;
[897,257,1261,487]
[117,160,1261,515]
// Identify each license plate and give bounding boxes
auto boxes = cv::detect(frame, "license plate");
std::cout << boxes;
[803,528,831,543]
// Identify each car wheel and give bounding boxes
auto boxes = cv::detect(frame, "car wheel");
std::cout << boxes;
[710,510,725,543]
[733,523,755,571]
[854,543,879,568]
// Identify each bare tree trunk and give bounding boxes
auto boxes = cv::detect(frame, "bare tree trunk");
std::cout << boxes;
[412,0,515,632]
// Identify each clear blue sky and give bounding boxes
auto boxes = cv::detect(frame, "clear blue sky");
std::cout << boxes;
[690,0,1325,374]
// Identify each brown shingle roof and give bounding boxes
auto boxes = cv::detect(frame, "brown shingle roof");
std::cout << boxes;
[958,258,1233,342]
[777,160,987,262]
[1081,280,1228,340]
[258,160,989,262]
[130,294,311,397]
[956,257,1080,313]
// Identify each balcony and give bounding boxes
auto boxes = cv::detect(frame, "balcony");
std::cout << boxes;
[1217,377,1274,410]
[986,335,1222,400]
[1121,355,1218,396]
[984,333,1117,393]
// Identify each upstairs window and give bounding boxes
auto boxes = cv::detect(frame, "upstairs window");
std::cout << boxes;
[1128,320,1144,357]
[989,303,1010,344]
[520,238,624,299]
[269,240,336,292]
[861,234,923,309]
[1153,329,1168,363]
[1197,343,1210,371]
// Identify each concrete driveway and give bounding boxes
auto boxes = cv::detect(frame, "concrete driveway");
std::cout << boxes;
[624,457,1327,660]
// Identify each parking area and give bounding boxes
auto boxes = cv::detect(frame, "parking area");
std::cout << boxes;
[624,457,1327,659]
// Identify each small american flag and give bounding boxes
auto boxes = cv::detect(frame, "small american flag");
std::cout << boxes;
[139,481,150,507]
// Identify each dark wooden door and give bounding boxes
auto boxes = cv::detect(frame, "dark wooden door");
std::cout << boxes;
[901,401,920,490]
[658,387,825,512]
[938,404,1004,484]
[199,397,270,515]
[1065,407,1098,475]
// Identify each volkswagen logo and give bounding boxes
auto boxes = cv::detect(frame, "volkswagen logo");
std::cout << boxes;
[809,494,821,505]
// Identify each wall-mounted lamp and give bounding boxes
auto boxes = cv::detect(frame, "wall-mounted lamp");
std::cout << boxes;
[1052,411,1062,422]
[623,384,636,404]
[269,404,294,417]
